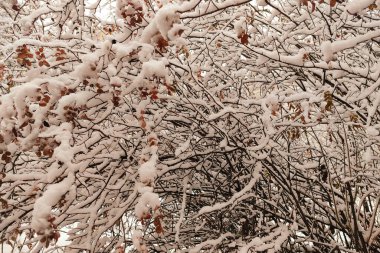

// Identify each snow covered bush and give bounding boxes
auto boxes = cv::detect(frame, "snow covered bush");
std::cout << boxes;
[0,0,379,252]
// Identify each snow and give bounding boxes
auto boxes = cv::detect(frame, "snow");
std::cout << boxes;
[175,138,191,157]
[132,230,147,253]
[138,154,158,185]
[254,47,306,66]
[257,0,267,7]
[53,122,75,164]
[129,59,170,93]
[247,135,269,151]
[197,163,262,216]
[141,59,168,79]
[367,126,379,136]
[208,107,236,121]
[346,0,375,14]
[239,225,290,253]
[53,91,93,120]
[155,6,180,39]
[141,5,180,43]
[321,41,333,63]
[189,233,233,253]
[134,191,160,219]
[2,172,45,183]
[321,30,380,63]
[234,17,245,36]
[294,161,319,170]
[9,83,40,124]
[181,0,252,18]
[174,177,188,243]
[350,78,380,102]
[138,45,155,62]
[19,6,52,34]
[367,90,380,125]
[0,0,379,251]
[240,237,262,253]
[31,173,75,234]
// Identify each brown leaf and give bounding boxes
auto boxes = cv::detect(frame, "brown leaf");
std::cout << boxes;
[238,32,249,45]
[53,232,60,242]
[156,36,169,52]
[150,89,158,100]
[12,5,19,11]
[0,198,9,209]
[12,127,18,137]
[43,147,54,157]
[140,116,147,129]
[368,4,377,10]
[43,95,51,103]
[20,121,28,129]
[17,53,28,59]
[154,216,164,234]
[4,156,11,164]
[330,0,336,7]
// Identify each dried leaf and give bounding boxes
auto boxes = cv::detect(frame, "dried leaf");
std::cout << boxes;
[0,198,8,209]
[53,232,60,242]
[154,216,164,234]
[12,4,19,11]
[368,4,377,10]
[20,121,28,129]
[238,32,249,45]
[156,36,169,52]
